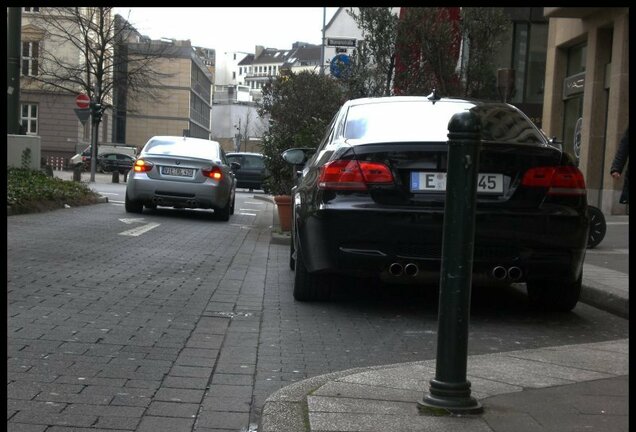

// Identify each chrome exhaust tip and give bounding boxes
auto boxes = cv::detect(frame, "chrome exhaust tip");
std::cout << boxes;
[389,263,403,276]
[404,263,419,277]
[508,266,523,281]
[491,266,507,280]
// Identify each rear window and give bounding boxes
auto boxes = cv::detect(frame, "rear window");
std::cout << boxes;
[344,100,473,142]
[343,100,546,145]
[143,138,220,160]
[470,105,546,144]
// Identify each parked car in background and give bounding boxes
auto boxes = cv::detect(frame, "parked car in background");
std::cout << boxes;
[226,152,269,193]
[125,136,238,221]
[97,153,135,174]
[284,95,589,312]
[70,144,137,171]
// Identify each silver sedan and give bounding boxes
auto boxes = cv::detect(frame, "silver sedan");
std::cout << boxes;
[125,136,238,221]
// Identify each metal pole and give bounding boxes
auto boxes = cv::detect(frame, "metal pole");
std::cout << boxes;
[320,7,326,75]
[418,111,483,415]
[7,7,22,135]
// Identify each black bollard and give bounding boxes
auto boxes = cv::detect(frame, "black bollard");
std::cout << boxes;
[111,170,119,183]
[418,111,483,415]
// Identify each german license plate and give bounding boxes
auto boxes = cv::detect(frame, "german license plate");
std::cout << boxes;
[411,172,503,194]
[161,166,194,177]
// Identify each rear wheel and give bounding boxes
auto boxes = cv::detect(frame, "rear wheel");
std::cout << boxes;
[527,274,582,312]
[289,228,296,270]
[214,197,231,221]
[125,192,143,214]
[587,206,606,248]
[293,243,330,301]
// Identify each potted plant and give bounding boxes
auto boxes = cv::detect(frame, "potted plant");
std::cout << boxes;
[258,71,345,232]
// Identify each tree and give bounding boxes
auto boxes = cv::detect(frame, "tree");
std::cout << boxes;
[26,7,171,181]
[343,7,399,98]
[257,71,345,195]
[459,8,511,99]
[345,7,510,99]
[235,109,265,153]
[394,7,462,96]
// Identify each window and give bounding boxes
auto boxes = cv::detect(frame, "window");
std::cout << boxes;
[23,7,40,12]
[239,67,242,75]
[21,104,38,135]
[22,41,39,76]
[232,71,236,79]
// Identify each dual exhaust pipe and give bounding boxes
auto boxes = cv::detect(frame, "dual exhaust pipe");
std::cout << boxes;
[389,262,419,277]
[491,265,523,281]
[388,262,523,281]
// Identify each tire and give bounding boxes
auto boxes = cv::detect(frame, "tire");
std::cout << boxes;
[293,243,330,301]
[289,227,296,270]
[214,197,231,221]
[587,206,606,249]
[527,274,582,312]
[125,192,143,214]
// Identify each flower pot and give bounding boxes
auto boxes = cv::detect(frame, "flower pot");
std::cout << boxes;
[273,194,292,232]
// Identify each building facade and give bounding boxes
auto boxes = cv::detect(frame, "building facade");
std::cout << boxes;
[121,38,214,147]
[19,7,113,166]
[542,7,629,215]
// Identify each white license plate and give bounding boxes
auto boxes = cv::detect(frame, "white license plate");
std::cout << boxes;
[411,172,503,194]
[161,166,194,177]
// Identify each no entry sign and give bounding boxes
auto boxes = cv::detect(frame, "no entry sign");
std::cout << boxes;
[75,93,90,109]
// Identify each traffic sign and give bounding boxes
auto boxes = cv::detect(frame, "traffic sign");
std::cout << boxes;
[330,54,351,79]
[75,93,90,109]
[327,38,356,47]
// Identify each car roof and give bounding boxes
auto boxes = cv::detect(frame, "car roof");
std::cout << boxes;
[343,95,491,108]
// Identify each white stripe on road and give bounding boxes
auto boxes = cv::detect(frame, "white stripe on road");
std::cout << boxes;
[239,213,257,216]
[119,223,160,236]
[606,221,629,225]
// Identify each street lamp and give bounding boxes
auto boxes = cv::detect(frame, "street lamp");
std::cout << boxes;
[320,7,326,75]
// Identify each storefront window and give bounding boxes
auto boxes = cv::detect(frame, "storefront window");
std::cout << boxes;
[562,44,587,165]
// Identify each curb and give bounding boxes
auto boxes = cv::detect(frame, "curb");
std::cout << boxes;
[581,282,629,319]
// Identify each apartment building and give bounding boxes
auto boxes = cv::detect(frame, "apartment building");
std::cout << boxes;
[119,36,214,147]
[541,7,629,215]
[19,7,113,165]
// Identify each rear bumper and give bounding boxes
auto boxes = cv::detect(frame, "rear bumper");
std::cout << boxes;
[297,207,588,284]
[127,173,228,209]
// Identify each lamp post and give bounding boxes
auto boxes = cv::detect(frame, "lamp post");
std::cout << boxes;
[320,7,326,75]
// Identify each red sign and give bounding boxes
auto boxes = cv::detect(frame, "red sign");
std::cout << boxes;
[75,93,90,109]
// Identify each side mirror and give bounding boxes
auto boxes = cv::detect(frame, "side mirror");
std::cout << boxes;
[281,148,316,165]
[230,162,241,171]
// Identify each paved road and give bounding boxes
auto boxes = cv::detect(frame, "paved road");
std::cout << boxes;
[7,181,629,431]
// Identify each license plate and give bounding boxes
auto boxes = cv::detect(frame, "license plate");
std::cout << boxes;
[161,166,194,177]
[411,172,503,194]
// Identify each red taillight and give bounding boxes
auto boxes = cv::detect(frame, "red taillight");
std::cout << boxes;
[318,160,393,190]
[522,166,586,195]
[133,159,153,173]
[201,166,223,180]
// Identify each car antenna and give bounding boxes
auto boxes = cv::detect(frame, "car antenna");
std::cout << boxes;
[427,89,441,104]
